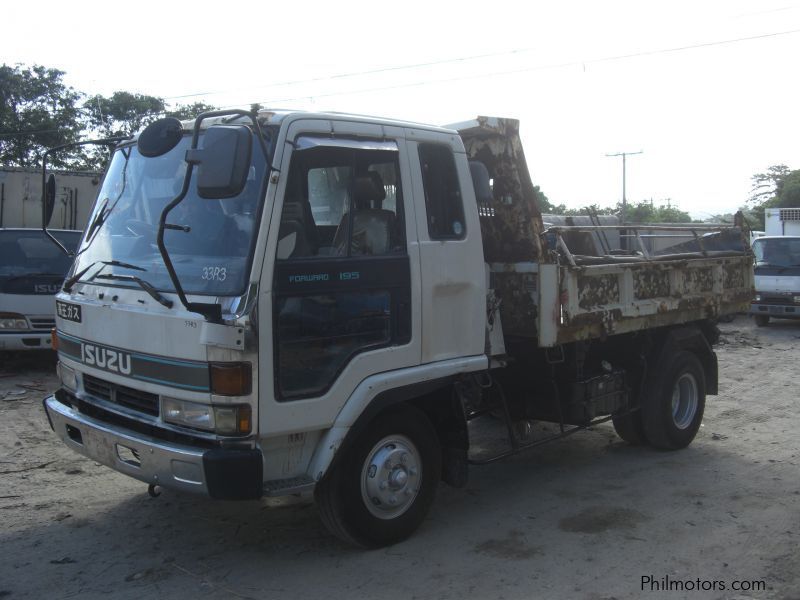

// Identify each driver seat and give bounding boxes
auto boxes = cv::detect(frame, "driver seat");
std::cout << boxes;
[332,172,395,256]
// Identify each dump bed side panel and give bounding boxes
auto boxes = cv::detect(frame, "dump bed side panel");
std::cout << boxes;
[552,254,754,346]
[457,117,754,349]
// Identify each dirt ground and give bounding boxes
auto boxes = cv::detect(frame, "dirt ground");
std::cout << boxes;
[1,317,798,600]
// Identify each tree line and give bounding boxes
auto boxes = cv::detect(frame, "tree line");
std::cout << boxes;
[0,63,219,171]
[2,63,796,226]
[742,165,800,230]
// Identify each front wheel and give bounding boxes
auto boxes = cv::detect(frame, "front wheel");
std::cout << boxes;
[315,406,441,547]
[754,314,770,327]
[641,350,706,450]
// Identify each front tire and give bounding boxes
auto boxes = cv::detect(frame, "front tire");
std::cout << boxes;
[315,406,442,547]
[641,350,706,450]
[754,314,770,327]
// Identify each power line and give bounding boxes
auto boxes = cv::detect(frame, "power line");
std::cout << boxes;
[237,27,800,107]
[5,26,800,129]
[161,48,533,101]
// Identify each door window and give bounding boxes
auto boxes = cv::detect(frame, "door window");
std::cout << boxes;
[276,146,405,259]
[418,143,466,240]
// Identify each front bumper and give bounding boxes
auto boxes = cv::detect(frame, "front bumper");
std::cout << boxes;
[43,393,263,499]
[0,331,53,350]
[750,303,800,319]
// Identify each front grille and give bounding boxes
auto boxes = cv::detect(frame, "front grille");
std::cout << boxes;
[82,374,159,416]
[29,317,56,330]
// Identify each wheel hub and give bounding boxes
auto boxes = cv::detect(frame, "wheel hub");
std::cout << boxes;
[671,372,698,430]
[361,436,421,519]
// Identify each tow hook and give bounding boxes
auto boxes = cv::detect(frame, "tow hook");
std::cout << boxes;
[147,483,161,498]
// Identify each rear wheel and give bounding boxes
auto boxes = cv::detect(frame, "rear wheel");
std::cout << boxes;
[315,406,441,547]
[641,350,706,450]
[754,314,770,327]
[612,410,647,445]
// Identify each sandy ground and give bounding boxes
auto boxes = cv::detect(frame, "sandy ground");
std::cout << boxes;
[1,317,798,600]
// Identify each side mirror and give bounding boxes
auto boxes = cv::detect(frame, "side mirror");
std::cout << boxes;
[186,125,252,199]
[138,117,183,157]
[43,173,56,227]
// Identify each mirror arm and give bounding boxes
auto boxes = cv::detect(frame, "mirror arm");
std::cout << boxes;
[153,109,272,321]
[194,109,276,172]
[155,145,222,322]
[41,136,131,255]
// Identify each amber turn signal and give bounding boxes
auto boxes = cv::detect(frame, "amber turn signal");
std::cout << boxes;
[209,362,252,396]
[237,404,252,435]
[51,328,59,351]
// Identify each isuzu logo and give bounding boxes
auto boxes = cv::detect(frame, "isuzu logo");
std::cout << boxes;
[34,284,60,294]
[81,343,132,375]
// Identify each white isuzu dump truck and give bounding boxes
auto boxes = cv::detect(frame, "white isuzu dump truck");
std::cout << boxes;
[43,110,753,547]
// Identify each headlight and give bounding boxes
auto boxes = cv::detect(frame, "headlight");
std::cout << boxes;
[0,313,28,330]
[162,398,251,435]
[794,296,800,304]
[57,362,77,392]
[754,294,762,302]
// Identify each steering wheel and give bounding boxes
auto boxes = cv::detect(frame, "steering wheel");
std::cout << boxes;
[125,220,153,237]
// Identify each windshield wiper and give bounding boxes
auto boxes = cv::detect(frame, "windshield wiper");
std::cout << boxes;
[63,260,145,293]
[94,273,173,308]
[85,197,110,239]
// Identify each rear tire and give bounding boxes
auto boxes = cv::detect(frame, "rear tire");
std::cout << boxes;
[315,406,441,548]
[641,350,706,450]
[754,314,770,327]
[612,410,647,445]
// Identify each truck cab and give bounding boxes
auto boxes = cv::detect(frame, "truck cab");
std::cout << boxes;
[750,235,800,325]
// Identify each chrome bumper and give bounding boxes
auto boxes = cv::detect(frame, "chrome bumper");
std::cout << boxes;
[0,331,52,350]
[44,394,212,495]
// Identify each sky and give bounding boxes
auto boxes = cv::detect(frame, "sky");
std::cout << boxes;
[4,0,800,219]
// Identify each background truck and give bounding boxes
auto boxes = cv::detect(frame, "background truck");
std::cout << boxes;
[750,208,800,326]
[0,167,94,350]
[43,111,753,547]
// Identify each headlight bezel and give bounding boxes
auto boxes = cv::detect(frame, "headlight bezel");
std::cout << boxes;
[0,313,29,330]
[162,398,252,436]
[57,362,77,392]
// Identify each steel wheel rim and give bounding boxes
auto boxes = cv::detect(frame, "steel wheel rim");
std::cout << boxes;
[671,372,698,429]
[360,435,422,520]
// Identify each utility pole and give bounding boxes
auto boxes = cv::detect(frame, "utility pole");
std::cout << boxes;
[606,150,643,224]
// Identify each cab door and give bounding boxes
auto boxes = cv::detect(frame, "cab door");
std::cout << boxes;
[258,118,421,436]
[405,129,486,363]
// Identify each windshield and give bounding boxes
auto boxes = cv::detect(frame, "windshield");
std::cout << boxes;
[0,230,81,277]
[752,237,800,268]
[71,132,268,296]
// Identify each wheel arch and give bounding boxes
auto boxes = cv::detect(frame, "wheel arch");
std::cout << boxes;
[655,323,719,396]
[305,356,485,485]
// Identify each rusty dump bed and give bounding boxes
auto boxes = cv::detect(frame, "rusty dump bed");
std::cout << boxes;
[456,117,754,348]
